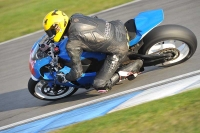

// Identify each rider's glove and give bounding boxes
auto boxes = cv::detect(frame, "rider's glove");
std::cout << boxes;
[56,71,68,83]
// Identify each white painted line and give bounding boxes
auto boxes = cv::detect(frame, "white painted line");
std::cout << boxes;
[0,30,44,46]
[89,0,141,16]
[1,69,200,131]
[0,0,141,46]
[109,75,200,113]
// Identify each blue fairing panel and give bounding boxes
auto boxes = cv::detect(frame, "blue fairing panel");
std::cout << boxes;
[77,72,96,85]
[129,9,164,46]
[57,38,71,61]
[34,56,52,79]
[59,66,96,86]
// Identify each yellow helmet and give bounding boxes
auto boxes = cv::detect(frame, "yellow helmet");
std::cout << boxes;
[43,10,69,42]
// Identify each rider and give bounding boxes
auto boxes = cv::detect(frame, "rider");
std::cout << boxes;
[43,10,143,93]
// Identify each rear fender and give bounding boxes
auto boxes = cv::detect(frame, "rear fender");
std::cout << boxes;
[129,9,164,46]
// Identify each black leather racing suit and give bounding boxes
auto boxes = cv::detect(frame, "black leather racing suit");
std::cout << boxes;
[64,13,129,90]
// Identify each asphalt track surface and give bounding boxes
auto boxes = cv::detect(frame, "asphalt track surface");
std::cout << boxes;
[0,0,200,128]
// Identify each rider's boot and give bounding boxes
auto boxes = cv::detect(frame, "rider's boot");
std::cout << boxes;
[97,74,119,93]
[99,59,143,93]
[118,59,143,80]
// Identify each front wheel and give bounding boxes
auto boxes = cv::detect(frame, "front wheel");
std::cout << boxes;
[139,24,197,66]
[28,78,78,101]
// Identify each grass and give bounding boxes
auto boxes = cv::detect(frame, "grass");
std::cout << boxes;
[0,0,132,43]
[52,88,200,133]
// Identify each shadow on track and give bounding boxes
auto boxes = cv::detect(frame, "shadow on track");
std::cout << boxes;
[0,66,163,112]
[0,88,98,112]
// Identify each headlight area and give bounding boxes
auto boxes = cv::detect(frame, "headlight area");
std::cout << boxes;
[35,49,49,60]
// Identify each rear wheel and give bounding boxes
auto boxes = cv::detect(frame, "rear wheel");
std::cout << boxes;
[139,25,197,66]
[28,78,78,101]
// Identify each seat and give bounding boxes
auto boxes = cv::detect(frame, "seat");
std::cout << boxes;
[124,19,136,41]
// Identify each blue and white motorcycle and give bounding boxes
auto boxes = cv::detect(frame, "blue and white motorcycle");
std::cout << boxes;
[28,9,197,101]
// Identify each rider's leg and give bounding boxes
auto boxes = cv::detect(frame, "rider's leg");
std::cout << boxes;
[105,59,143,90]
[93,58,143,93]
[93,54,123,92]
[118,59,143,80]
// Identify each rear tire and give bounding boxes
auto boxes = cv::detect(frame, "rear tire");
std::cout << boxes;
[28,78,78,101]
[139,24,197,66]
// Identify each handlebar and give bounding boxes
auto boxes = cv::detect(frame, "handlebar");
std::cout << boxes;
[31,36,59,72]
[48,43,58,71]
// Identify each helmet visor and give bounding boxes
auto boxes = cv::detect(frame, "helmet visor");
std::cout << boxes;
[45,24,64,42]
[45,28,56,39]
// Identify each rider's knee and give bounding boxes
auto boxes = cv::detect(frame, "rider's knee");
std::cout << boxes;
[93,79,107,89]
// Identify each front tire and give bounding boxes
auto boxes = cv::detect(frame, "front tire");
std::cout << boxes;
[28,78,78,101]
[139,24,197,66]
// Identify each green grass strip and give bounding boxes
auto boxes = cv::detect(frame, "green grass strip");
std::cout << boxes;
[0,0,132,43]
[52,88,200,133]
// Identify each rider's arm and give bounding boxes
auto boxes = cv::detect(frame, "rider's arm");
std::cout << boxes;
[65,40,83,81]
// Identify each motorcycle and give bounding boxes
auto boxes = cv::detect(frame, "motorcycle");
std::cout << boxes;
[28,9,197,101]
